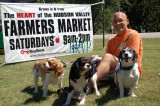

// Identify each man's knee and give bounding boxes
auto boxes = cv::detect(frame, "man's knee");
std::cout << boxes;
[101,53,118,71]
[102,53,116,62]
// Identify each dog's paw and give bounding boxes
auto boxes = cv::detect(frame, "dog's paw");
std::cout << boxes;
[96,91,101,96]
[120,94,124,98]
[33,90,38,94]
[131,93,137,97]
[132,95,137,97]
[63,102,69,106]
[120,96,124,98]
[42,94,47,98]
[57,88,65,96]
[79,97,85,105]
[129,92,137,97]
[79,101,85,105]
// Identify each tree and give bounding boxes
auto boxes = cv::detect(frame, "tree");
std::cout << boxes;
[36,0,160,33]
[121,0,160,32]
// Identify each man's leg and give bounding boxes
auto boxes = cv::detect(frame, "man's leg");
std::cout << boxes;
[87,53,118,91]
[96,53,118,82]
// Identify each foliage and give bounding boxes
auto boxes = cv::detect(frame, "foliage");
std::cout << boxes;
[36,0,160,33]
[121,0,160,32]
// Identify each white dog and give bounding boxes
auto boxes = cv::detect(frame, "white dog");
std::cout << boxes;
[33,58,65,97]
[115,47,140,98]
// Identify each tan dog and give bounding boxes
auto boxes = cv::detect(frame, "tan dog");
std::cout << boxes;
[33,58,65,97]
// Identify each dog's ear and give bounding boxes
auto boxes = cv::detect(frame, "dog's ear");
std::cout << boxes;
[76,57,85,67]
[56,68,64,76]
[70,59,80,78]
[118,50,123,61]
[133,50,138,62]
[54,61,64,76]
[76,59,80,69]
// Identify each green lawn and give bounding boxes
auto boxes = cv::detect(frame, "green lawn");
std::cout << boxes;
[0,38,160,106]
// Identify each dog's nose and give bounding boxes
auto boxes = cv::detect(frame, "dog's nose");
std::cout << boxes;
[87,64,90,67]
[124,53,128,57]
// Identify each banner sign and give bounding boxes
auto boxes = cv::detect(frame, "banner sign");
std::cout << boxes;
[1,3,93,63]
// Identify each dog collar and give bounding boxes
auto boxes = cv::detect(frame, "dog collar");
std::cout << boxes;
[120,64,134,70]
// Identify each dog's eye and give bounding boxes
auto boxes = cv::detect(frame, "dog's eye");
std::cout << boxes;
[122,50,125,53]
[82,60,87,63]
[82,61,86,65]
[85,60,90,64]
[129,49,133,52]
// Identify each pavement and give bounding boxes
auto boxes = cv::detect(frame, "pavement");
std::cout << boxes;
[93,32,160,39]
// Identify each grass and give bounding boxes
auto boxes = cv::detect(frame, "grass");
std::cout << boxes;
[0,38,160,106]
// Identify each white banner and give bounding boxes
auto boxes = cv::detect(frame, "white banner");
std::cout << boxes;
[1,3,93,63]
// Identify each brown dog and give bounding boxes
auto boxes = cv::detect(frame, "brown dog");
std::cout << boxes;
[33,58,65,97]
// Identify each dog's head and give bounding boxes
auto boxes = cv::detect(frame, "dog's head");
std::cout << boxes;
[119,47,138,67]
[77,57,92,74]
[74,57,92,75]
[44,58,64,76]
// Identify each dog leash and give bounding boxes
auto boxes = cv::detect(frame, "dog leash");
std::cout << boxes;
[0,63,5,67]
[60,60,67,68]
[113,31,133,56]
[125,31,133,43]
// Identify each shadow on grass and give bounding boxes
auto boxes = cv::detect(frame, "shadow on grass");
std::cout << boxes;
[21,86,55,105]
[53,79,120,106]
[95,79,119,105]
[52,93,79,106]
[21,86,80,106]
[21,80,129,106]
[95,79,131,105]
[51,87,81,106]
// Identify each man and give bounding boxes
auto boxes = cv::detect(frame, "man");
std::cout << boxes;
[96,11,143,82]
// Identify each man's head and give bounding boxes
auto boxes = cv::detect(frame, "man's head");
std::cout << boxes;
[112,11,129,35]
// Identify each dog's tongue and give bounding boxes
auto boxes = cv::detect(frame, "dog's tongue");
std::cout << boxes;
[125,57,133,62]
[125,58,130,62]
[125,59,129,62]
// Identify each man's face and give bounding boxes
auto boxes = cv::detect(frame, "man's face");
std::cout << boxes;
[112,12,129,34]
